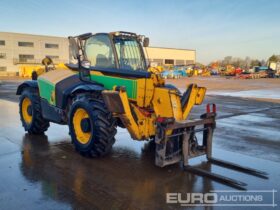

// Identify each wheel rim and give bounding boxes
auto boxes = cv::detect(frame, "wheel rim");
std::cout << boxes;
[22,97,32,124]
[73,108,91,144]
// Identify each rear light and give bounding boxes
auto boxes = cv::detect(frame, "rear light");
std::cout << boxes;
[213,104,216,113]
[206,104,216,113]
[156,117,166,123]
[206,104,210,113]
[156,117,175,124]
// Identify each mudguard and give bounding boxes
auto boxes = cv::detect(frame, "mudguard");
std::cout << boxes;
[16,80,38,95]
[70,84,104,96]
[57,83,105,109]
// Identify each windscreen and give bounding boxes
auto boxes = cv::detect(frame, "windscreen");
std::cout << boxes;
[114,37,146,71]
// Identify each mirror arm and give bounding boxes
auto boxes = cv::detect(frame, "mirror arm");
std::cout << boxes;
[77,55,84,81]
[77,55,82,69]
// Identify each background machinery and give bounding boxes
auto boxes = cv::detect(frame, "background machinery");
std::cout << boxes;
[17,31,267,189]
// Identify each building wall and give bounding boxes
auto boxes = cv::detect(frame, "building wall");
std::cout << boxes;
[145,47,196,66]
[0,32,69,72]
[0,32,196,73]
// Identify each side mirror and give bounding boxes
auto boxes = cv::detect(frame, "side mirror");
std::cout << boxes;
[80,60,91,79]
[143,37,149,47]
[68,37,80,59]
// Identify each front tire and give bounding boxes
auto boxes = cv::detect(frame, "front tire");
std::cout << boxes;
[69,97,117,157]
[19,88,50,134]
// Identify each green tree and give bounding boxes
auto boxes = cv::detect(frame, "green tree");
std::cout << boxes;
[268,55,279,63]
[250,59,261,68]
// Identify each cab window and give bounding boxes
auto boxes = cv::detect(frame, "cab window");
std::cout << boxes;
[85,34,115,68]
[114,37,146,71]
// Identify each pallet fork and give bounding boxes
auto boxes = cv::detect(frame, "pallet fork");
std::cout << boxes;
[155,104,268,190]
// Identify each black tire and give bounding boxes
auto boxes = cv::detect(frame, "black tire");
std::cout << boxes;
[69,96,117,157]
[19,88,50,134]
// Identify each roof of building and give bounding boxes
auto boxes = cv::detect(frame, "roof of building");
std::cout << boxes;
[0,31,66,39]
[147,46,195,52]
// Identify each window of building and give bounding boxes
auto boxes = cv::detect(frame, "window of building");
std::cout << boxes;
[165,59,174,65]
[185,60,194,65]
[0,40,5,46]
[45,43,59,49]
[18,42,34,47]
[0,66,7,71]
[152,59,164,65]
[175,60,185,65]
[46,55,59,59]
[0,53,6,59]
[19,54,34,62]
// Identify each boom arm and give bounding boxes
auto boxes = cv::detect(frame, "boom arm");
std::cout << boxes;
[102,83,206,141]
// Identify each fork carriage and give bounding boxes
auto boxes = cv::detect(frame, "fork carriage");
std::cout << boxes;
[155,104,268,190]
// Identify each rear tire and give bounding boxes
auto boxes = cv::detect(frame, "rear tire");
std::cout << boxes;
[19,88,50,134]
[69,96,117,157]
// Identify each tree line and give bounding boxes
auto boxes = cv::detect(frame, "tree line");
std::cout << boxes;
[210,55,280,70]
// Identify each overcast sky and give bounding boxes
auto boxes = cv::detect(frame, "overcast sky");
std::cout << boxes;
[0,0,279,64]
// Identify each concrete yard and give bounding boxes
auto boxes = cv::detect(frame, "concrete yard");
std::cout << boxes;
[0,77,279,209]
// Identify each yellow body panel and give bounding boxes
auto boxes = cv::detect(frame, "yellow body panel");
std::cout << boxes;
[151,74,165,86]
[118,89,144,139]
[152,88,175,118]
[182,85,206,119]
[152,87,183,120]
[130,104,156,138]
[170,92,183,120]
[143,79,154,107]
[134,78,155,107]
[136,79,146,107]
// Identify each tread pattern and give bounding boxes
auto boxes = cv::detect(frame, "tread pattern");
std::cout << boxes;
[69,96,117,157]
[19,88,50,134]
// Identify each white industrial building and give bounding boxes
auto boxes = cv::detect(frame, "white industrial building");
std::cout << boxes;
[145,47,195,66]
[0,32,195,75]
[0,32,69,74]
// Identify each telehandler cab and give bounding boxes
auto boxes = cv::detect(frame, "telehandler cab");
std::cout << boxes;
[17,31,267,189]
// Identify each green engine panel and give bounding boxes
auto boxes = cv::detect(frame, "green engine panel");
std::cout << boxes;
[37,71,138,107]
[38,77,56,105]
[90,74,137,99]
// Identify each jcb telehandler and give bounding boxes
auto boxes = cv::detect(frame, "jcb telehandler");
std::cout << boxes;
[17,31,267,189]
